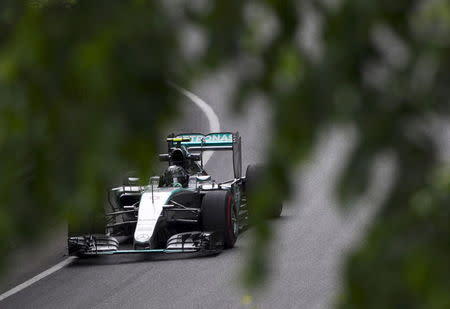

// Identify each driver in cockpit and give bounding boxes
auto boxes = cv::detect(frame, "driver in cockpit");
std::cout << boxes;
[159,165,189,188]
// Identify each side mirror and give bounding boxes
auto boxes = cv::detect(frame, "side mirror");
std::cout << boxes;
[124,177,140,186]
[159,154,170,161]
[189,154,202,161]
[196,175,211,182]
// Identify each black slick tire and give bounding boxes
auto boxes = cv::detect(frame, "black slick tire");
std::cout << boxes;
[201,191,237,249]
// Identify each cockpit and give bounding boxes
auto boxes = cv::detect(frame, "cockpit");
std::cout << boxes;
[159,165,189,188]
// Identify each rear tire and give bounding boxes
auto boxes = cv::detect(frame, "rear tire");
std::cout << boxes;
[245,164,283,218]
[201,191,237,249]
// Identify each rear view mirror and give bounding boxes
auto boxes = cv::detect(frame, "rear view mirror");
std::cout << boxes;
[189,154,202,161]
[196,175,211,182]
[124,177,140,186]
[159,154,170,161]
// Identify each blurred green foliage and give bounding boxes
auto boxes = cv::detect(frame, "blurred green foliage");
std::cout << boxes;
[0,0,188,251]
[0,0,449,307]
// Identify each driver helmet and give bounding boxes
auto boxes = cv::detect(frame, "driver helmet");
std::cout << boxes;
[170,148,184,166]
[164,165,189,187]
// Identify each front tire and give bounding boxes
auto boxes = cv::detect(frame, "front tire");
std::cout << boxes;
[201,191,237,249]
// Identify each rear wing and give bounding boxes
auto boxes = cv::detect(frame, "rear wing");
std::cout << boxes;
[168,132,242,178]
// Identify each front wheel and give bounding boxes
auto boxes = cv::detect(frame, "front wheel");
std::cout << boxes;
[201,191,237,248]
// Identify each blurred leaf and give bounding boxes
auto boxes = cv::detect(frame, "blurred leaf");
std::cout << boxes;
[0,1,449,308]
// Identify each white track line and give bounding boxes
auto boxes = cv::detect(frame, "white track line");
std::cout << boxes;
[170,83,220,165]
[0,256,76,301]
[0,85,220,302]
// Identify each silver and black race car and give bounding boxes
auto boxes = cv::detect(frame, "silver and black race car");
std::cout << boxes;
[68,132,282,257]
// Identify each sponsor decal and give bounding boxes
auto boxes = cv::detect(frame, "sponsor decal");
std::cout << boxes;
[176,133,233,145]
[135,233,150,242]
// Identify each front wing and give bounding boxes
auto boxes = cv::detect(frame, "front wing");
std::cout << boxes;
[68,231,223,257]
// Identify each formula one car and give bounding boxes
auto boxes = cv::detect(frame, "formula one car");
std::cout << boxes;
[68,132,281,257]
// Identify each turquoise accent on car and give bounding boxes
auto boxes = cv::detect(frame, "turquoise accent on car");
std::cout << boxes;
[176,133,233,147]
[166,187,189,202]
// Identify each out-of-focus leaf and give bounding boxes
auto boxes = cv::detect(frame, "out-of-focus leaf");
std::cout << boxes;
[0,1,449,307]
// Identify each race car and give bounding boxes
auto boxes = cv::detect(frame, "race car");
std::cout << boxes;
[68,132,282,257]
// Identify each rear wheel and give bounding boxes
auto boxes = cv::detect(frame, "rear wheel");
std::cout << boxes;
[245,164,283,218]
[201,191,237,248]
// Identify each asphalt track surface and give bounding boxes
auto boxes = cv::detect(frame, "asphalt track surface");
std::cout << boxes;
[0,71,389,308]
